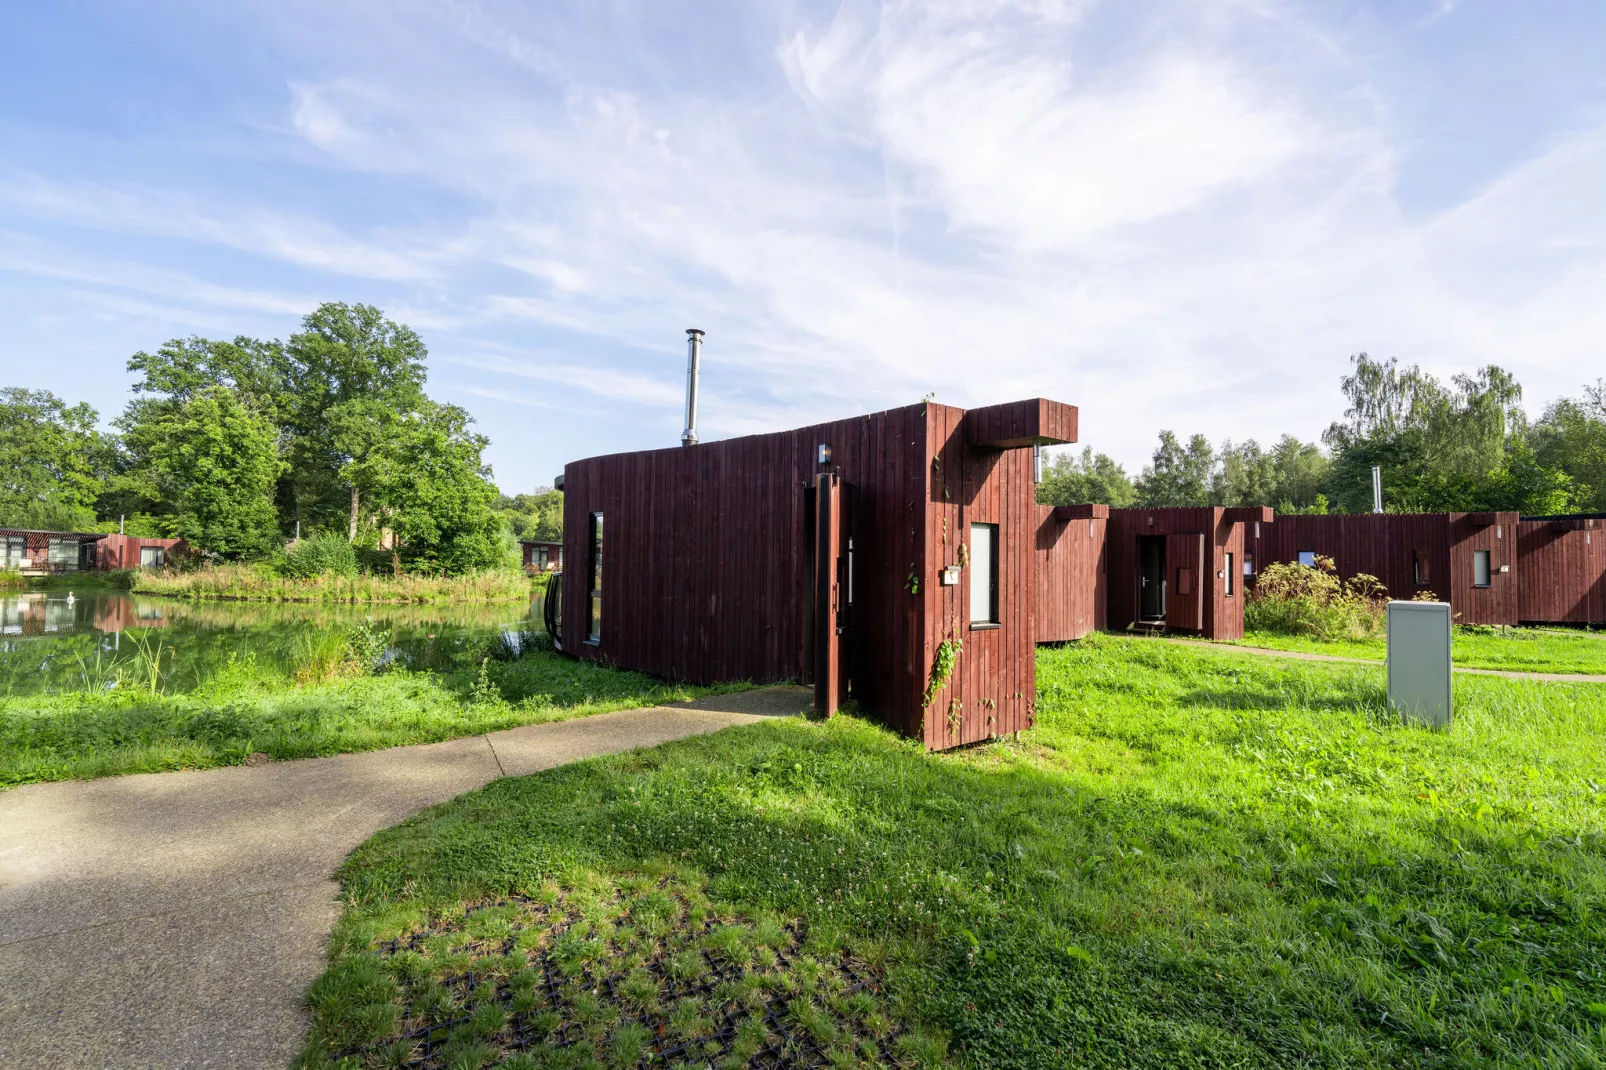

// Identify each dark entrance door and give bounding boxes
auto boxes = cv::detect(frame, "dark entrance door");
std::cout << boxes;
[1138,535,1166,621]
[802,473,844,717]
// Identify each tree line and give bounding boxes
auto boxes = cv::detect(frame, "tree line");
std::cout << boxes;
[0,303,524,574]
[1040,355,1606,516]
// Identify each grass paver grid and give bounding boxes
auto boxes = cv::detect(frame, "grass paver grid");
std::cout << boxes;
[329,874,906,1069]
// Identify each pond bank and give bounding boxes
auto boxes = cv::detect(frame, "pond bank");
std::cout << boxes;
[130,564,534,604]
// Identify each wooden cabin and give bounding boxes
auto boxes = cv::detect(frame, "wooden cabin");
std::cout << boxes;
[1246,513,1521,626]
[0,529,183,574]
[557,398,1077,750]
[1516,515,1605,625]
[519,539,563,573]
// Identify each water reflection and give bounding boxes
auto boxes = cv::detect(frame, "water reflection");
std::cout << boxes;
[0,589,547,697]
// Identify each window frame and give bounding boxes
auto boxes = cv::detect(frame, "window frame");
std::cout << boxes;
[1472,549,1492,588]
[1297,550,1316,568]
[139,545,166,568]
[1224,552,1235,597]
[968,522,1000,628]
[586,513,604,644]
[1413,549,1431,586]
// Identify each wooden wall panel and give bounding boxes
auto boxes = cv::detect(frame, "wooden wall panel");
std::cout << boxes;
[1517,519,1605,624]
[1098,508,1244,638]
[1033,505,1106,642]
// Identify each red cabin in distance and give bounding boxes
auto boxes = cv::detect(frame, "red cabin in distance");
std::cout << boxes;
[558,398,1078,751]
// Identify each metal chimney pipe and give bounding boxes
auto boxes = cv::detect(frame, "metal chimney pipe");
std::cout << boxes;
[681,328,704,447]
[1372,465,1383,514]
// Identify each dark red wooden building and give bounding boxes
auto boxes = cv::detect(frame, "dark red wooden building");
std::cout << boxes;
[519,539,563,573]
[558,398,1077,750]
[0,529,183,574]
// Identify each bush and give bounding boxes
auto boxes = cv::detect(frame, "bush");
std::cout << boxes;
[278,534,359,579]
[1246,555,1388,639]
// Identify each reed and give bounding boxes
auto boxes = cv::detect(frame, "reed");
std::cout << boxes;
[131,564,530,604]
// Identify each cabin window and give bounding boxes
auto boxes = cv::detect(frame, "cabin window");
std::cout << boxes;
[969,523,998,626]
[2,537,22,569]
[1243,553,1255,577]
[587,513,604,643]
[1473,549,1491,588]
[1224,553,1235,597]
[140,546,166,568]
[1413,550,1430,586]
[1297,550,1316,568]
[47,538,78,569]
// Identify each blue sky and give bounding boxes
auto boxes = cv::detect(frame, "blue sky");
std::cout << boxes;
[2,0,1603,493]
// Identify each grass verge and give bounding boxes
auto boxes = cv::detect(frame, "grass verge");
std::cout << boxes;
[302,636,1606,1069]
[0,649,747,786]
[131,564,532,604]
[1234,625,1606,674]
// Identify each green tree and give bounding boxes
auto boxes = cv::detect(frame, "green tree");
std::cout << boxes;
[119,387,285,558]
[1532,381,1606,513]
[1214,436,1331,509]
[0,387,110,529]
[1135,431,1215,507]
[281,303,429,540]
[1036,448,1135,507]
[497,488,566,541]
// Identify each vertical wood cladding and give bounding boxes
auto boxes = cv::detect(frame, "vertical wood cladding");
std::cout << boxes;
[1033,505,1107,643]
[1099,508,1246,639]
[562,399,1071,751]
[1247,513,1521,626]
[1517,519,1605,624]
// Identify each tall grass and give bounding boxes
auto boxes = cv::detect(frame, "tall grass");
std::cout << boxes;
[131,563,530,604]
[0,570,24,592]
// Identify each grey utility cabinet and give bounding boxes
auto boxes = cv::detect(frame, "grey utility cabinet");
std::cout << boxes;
[1387,600,1452,728]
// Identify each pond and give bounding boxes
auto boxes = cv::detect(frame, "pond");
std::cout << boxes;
[0,588,547,697]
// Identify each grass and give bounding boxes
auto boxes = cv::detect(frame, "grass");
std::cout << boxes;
[301,636,1606,1069]
[131,564,532,604]
[1234,625,1606,675]
[0,646,747,786]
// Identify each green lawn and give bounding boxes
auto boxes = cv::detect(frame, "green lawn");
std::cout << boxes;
[0,649,744,787]
[1235,625,1606,675]
[301,636,1606,1069]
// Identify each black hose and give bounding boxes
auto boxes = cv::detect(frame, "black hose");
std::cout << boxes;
[542,569,563,652]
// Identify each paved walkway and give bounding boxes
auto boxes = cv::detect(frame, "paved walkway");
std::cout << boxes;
[1162,638,1606,683]
[0,687,809,1070]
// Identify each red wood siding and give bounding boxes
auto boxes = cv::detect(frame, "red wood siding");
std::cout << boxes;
[560,399,1056,751]
[1102,508,1246,639]
[1033,505,1106,643]
[1517,519,1606,624]
[964,398,1079,449]
[1248,513,1520,625]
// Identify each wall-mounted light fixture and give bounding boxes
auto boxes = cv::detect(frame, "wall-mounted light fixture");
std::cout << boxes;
[817,443,832,465]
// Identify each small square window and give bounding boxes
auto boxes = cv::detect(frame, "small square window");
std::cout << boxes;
[1297,550,1316,568]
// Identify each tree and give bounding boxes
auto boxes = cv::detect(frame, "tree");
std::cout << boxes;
[363,402,505,574]
[119,386,285,558]
[1135,431,1215,506]
[1036,448,1135,507]
[497,488,566,541]
[1214,436,1331,510]
[281,303,429,539]
[0,387,110,529]
[1532,381,1606,513]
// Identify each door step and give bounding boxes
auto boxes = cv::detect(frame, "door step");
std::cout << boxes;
[1126,621,1170,637]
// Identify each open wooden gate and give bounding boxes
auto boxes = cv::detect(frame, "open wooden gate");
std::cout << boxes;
[803,472,845,716]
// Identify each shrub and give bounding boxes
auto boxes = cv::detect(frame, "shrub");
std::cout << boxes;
[278,534,359,579]
[1246,555,1388,639]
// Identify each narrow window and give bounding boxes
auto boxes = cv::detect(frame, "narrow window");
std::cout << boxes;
[969,523,998,626]
[587,513,604,643]
[1413,550,1430,586]
[1297,550,1316,568]
[1224,552,1235,597]
[1473,549,1491,588]
[1243,553,1254,577]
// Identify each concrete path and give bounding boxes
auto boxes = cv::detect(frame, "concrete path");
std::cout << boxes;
[0,687,809,1070]
[1162,638,1606,683]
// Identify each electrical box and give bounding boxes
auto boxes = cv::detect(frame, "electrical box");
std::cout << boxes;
[940,567,960,587]
[1387,601,1452,728]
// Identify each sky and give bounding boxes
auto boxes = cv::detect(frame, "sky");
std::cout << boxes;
[2,0,1604,494]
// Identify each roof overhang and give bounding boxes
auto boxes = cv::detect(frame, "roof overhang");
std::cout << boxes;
[963,399,1077,449]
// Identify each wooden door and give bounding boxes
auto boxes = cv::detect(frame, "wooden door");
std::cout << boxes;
[813,473,843,716]
[1166,533,1205,632]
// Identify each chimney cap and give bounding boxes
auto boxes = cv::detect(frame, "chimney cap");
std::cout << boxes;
[686,327,704,337]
